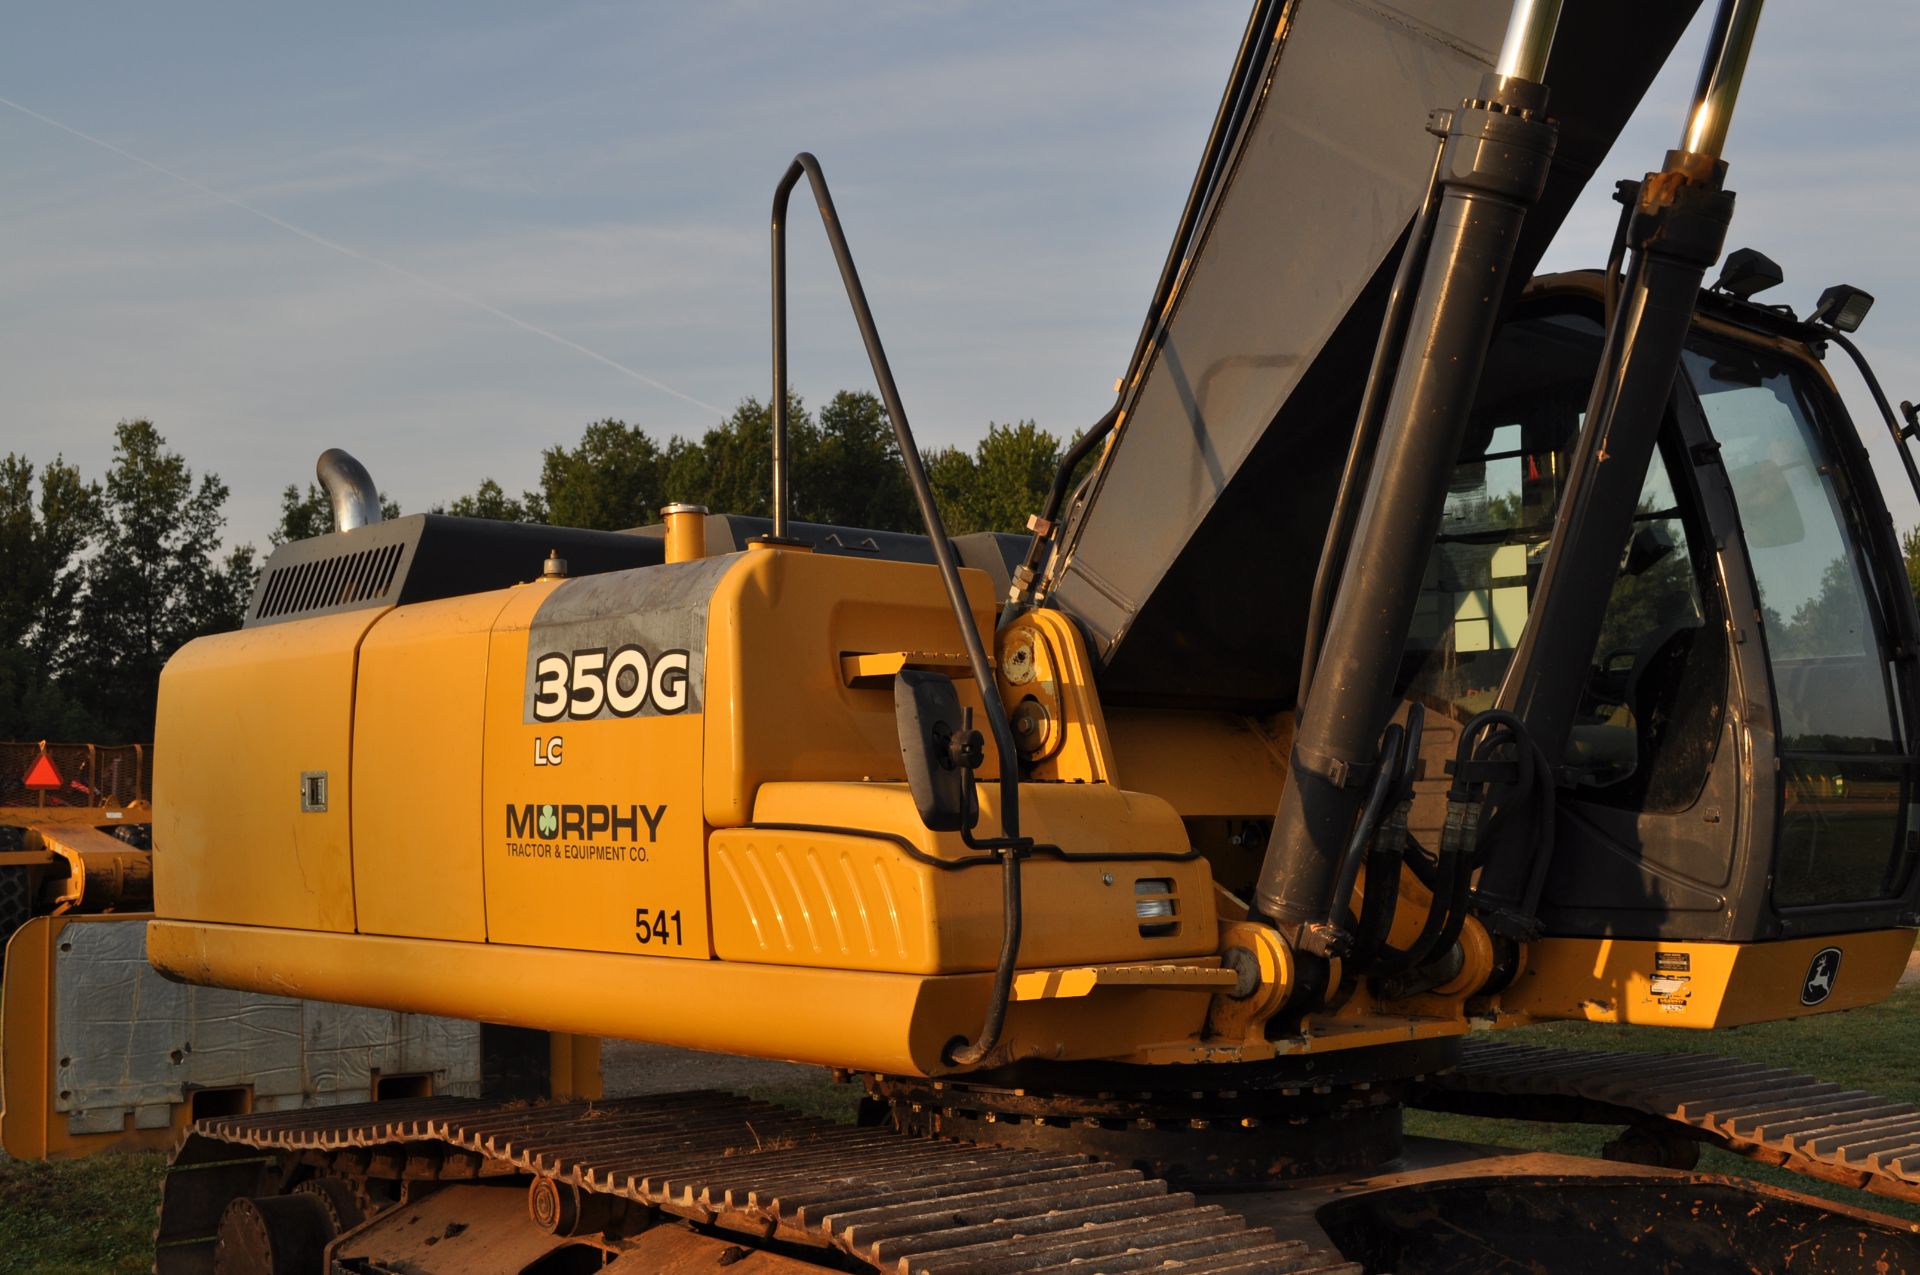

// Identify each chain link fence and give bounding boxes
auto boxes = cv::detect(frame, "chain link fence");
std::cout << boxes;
[0,742,152,809]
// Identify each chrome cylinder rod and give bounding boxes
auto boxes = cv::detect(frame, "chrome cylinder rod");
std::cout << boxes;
[1494,0,1564,83]
[1681,0,1766,158]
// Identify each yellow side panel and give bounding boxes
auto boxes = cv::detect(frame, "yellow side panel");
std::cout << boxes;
[1105,708,1289,817]
[154,611,378,932]
[353,589,521,941]
[149,918,1215,1077]
[0,916,53,1159]
[480,582,711,958]
[1495,929,1913,1028]
[703,548,1001,828]
[712,782,1217,973]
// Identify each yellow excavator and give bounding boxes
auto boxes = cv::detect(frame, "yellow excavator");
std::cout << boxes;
[136,0,1920,1270]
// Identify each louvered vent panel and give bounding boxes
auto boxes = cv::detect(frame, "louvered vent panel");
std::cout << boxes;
[252,541,404,621]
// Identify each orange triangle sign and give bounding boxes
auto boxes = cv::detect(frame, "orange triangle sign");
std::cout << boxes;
[23,753,63,789]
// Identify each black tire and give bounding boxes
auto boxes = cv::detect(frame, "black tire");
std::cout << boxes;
[0,865,32,980]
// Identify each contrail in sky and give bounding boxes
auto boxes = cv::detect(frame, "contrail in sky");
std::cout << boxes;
[0,94,727,417]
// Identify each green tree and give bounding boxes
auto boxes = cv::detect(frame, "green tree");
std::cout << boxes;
[1769,555,1870,662]
[0,453,102,675]
[1903,525,1920,605]
[0,648,104,741]
[438,478,537,523]
[68,421,256,741]
[271,482,401,545]
[534,419,672,531]
[665,394,817,520]
[797,391,915,531]
[926,420,1062,535]
[422,399,1067,543]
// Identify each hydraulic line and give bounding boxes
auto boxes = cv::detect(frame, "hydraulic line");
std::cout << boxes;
[1349,721,1422,968]
[1008,405,1118,605]
[1368,711,1530,978]
[1321,722,1406,946]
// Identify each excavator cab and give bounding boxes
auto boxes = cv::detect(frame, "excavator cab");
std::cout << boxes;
[1407,276,1920,948]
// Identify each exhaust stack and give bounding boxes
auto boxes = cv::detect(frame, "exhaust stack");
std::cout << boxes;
[316,449,383,533]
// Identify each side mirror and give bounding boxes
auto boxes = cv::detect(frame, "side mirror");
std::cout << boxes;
[894,669,981,832]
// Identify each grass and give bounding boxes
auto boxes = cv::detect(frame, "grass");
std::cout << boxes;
[1403,981,1920,1219]
[5,986,1918,1271]
[0,1151,167,1275]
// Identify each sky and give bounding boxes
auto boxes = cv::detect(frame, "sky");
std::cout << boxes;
[3,2,1917,548]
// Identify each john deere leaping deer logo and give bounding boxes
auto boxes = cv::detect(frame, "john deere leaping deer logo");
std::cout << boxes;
[1801,947,1842,1006]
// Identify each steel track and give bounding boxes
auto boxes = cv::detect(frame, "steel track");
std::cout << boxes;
[155,1090,1359,1274]
[1424,1040,1920,1201]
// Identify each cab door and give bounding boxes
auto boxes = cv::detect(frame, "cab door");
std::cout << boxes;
[1682,327,1920,931]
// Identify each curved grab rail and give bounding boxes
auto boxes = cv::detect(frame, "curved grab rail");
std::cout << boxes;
[769,153,1026,1066]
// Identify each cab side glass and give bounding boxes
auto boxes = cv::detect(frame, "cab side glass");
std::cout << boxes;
[1683,337,1918,906]
[1405,309,1721,811]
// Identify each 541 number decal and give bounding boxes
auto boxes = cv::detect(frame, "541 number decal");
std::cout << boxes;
[635,907,684,947]
[534,645,690,722]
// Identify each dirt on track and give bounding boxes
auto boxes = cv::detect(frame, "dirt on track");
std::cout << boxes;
[600,1040,829,1097]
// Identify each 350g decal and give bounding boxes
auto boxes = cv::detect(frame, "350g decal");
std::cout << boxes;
[532,646,691,722]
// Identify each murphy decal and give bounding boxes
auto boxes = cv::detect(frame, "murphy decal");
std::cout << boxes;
[522,555,736,723]
[503,802,666,863]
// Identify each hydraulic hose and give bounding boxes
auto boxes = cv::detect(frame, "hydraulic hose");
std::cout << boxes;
[1368,711,1523,977]
[1350,712,1423,968]
[1008,405,1119,605]
[1325,723,1406,938]
[1034,0,1286,604]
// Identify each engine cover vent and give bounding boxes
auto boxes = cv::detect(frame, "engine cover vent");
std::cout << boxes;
[254,541,404,622]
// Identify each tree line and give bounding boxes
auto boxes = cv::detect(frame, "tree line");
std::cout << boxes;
[1,394,1073,743]
[427,390,1064,537]
[24,398,1920,749]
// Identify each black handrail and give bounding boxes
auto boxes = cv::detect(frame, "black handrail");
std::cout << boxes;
[769,153,1026,1067]
[1826,329,1920,504]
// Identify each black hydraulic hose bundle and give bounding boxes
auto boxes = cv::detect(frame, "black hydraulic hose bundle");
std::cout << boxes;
[768,153,1028,1068]
[1363,710,1547,981]
[1324,722,1407,942]
[1008,406,1118,603]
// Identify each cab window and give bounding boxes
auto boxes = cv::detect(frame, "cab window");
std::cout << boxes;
[1404,308,1721,812]
[1683,336,1918,906]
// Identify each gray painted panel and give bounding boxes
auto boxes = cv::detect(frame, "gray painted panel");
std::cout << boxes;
[1055,0,1506,655]
[1048,0,1701,709]
[51,919,480,1133]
